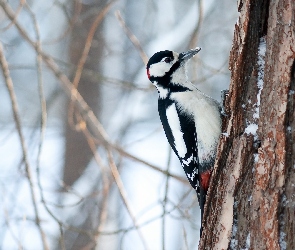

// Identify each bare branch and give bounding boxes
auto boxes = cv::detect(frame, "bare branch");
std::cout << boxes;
[107,149,149,250]
[3,205,23,249]
[189,0,203,49]
[115,10,149,65]
[72,1,115,89]
[162,147,172,250]
[0,41,50,250]
[82,127,112,248]
[43,0,82,44]
[0,0,188,186]
[1,0,25,31]
[112,144,188,184]
[24,3,67,249]
[68,0,115,129]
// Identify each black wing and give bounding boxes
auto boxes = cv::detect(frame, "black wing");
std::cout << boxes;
[158,98,209,231]
[158,99,200,196]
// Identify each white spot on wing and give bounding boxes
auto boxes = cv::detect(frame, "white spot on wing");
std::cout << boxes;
[186,167,198,182]
[157,86,168,99]
[166,103,187,157]
[182,154,193,166]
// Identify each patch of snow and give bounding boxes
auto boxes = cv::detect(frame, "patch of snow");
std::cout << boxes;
[245,123,258,138]
[279,231,287,250]
[253,37,266,120]
[242,232,250,250]
[229,201,238,249]
[244,38,266,139]
[254,153,259,162]
[279,194,287,250]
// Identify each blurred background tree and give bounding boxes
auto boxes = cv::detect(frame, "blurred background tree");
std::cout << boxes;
[0,0,237,249]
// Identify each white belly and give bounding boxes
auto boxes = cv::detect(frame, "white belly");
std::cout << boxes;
[170,90,221,164]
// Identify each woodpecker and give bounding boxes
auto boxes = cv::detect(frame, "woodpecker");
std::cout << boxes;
[146,48,221,225]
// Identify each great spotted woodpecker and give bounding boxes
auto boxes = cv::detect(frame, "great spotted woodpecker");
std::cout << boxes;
[146,48,221,225]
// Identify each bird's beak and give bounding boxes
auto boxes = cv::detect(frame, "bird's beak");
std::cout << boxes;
[179,47,201,62]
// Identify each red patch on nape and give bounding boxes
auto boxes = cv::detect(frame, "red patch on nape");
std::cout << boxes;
[200,170,212,191]
[147,68,150,79]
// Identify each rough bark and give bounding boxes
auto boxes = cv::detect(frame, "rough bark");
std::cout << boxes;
[199,0,295,249]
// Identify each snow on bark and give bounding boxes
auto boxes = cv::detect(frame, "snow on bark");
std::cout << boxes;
[251,1,295,249]
[255,37,266,118]
[229,201,238,249]
[245,37,266,139]
[200,1,295,249]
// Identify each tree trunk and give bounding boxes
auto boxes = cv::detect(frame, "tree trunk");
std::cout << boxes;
[63,1,105,187]
[62,2,106,249]
[200,0,295,249]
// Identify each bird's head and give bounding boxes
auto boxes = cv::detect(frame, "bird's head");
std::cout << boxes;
[146,47,201,88]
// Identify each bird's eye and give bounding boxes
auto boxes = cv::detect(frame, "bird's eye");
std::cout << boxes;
[164,57,172,63]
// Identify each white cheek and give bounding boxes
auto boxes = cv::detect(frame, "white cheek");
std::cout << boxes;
[149,62,171,77]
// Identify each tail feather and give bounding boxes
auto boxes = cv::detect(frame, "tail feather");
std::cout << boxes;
[180,157,212,236]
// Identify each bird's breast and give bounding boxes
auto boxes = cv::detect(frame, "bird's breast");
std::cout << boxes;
[170,90,221,165]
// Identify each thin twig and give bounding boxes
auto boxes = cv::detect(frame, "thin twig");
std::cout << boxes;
[72,1,115,89]
[0,41,49,250]
[24,3,67,249]
[113,144,188,184]
[1,0,25,31]
[81,128,112,249]
[97,188,193,236]
[107,149,150,250]
[0,0,187,184]
[69,1,115,129]
[183,225,189,250]
[43,0,82,44]
[189,0,203,49]
[189,0,203,81]
[115,10,148,65]
[8,61,151,90]
[162,146,172,250]
[2,204,23,249]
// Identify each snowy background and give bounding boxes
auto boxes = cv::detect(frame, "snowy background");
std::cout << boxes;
[0,0,237,249]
